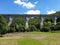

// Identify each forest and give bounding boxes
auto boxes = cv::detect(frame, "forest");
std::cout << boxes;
[0,11,60,36]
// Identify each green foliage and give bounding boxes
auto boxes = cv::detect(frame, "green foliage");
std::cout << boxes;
[57,17,60,22]
[29,25,37,31]
[12,17,25,25]
[10,17,25,32]
[16,24,25,32]
[0,15,8,36]
[50,22,60,31]
[0,38,43,45]
[41,21,52,32]
[40,27,50,32]
[55,11,60,15]
[55,22,60,30]
[44,17,52,22]
[29,17,40,31]
[0,13,60,34]
[42,16,60,32]
[9,24,16,32]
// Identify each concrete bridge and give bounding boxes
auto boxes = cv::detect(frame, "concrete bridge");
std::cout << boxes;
[1,14,60,29]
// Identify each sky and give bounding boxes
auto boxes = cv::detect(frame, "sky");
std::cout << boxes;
[0,0,60,14]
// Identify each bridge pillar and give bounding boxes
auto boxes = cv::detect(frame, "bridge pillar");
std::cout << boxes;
[52,16,57,25]
[25,17,29,29]
[40,16,44,29]
[8,16,13,26]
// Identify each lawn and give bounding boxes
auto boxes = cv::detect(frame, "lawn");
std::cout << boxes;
[0,38,43,45]
[0,32,60,45]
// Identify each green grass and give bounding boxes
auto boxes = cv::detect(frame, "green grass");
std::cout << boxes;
[6,31,60,35]
[0,37,60,45]
[0,38,43,45]
[24,31,60,35]
[40,36,60,45]
[0,32,60,45]
[51,30,60,33]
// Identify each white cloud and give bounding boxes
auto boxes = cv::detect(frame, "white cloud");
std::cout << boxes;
[47,10,56,14]
[14,0,38,9]
[23,2,35,9]
[26,10,40,14]
[22,0,28,2]
[34,1,38,4]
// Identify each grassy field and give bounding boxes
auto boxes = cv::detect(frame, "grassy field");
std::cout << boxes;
[0,32,60,45]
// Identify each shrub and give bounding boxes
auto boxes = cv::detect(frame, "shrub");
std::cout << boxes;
[9,24,16,33]
[41,22,52,32]
[29,25,37,32]
[52,22,60,30]
[10,17,25,32]
[0,15,8,36]
[29,17,40,31]
[16,24,25,32]
[40,27,50,32]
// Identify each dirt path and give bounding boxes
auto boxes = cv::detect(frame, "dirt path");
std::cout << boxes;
[2,33,48,39]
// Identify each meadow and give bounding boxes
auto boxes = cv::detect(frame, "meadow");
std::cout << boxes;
[0,32,60,45]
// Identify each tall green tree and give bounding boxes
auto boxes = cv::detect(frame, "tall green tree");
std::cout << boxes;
[10,17,25,32]
[44,17,52,23]
[55,11,60,15]
[41,17,53,32]
[29,17,40,31]
[0,15,8,36]
[57,17,60,22]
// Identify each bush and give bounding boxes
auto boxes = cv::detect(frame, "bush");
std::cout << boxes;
[29,17,40,30]
[44,17,53,22]
[16,24,25,32]
[52,22,60,30]
[9,25,16,33]
[40,27,50,32]
[50,25,56,31]
[29,25,37,32]
[10,17,25,32]
[0,15,8,36]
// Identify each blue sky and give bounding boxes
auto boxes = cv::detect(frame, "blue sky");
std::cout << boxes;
[0,0,60,14]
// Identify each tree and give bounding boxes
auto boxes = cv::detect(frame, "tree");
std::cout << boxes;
[10,16,25,32]
[57,17,60,22]
[44,17,52,23]
[29,25,37,32]
[55,22,60,30]
[55,11,60,15]
[41,21,52,32]
[50,11,60,15]
[0,15,8,36]
[41,17,53,32]
[50,11,60,31]
[29,17,40,31]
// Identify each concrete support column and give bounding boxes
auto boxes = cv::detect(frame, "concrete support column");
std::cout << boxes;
[40,16,44,28]
[52,16,57,25]
[8,16,13,26]
[40,17,44,25]
[25,17,29,29]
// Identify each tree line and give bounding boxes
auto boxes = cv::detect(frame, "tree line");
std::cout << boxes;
[0,11,60,36]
